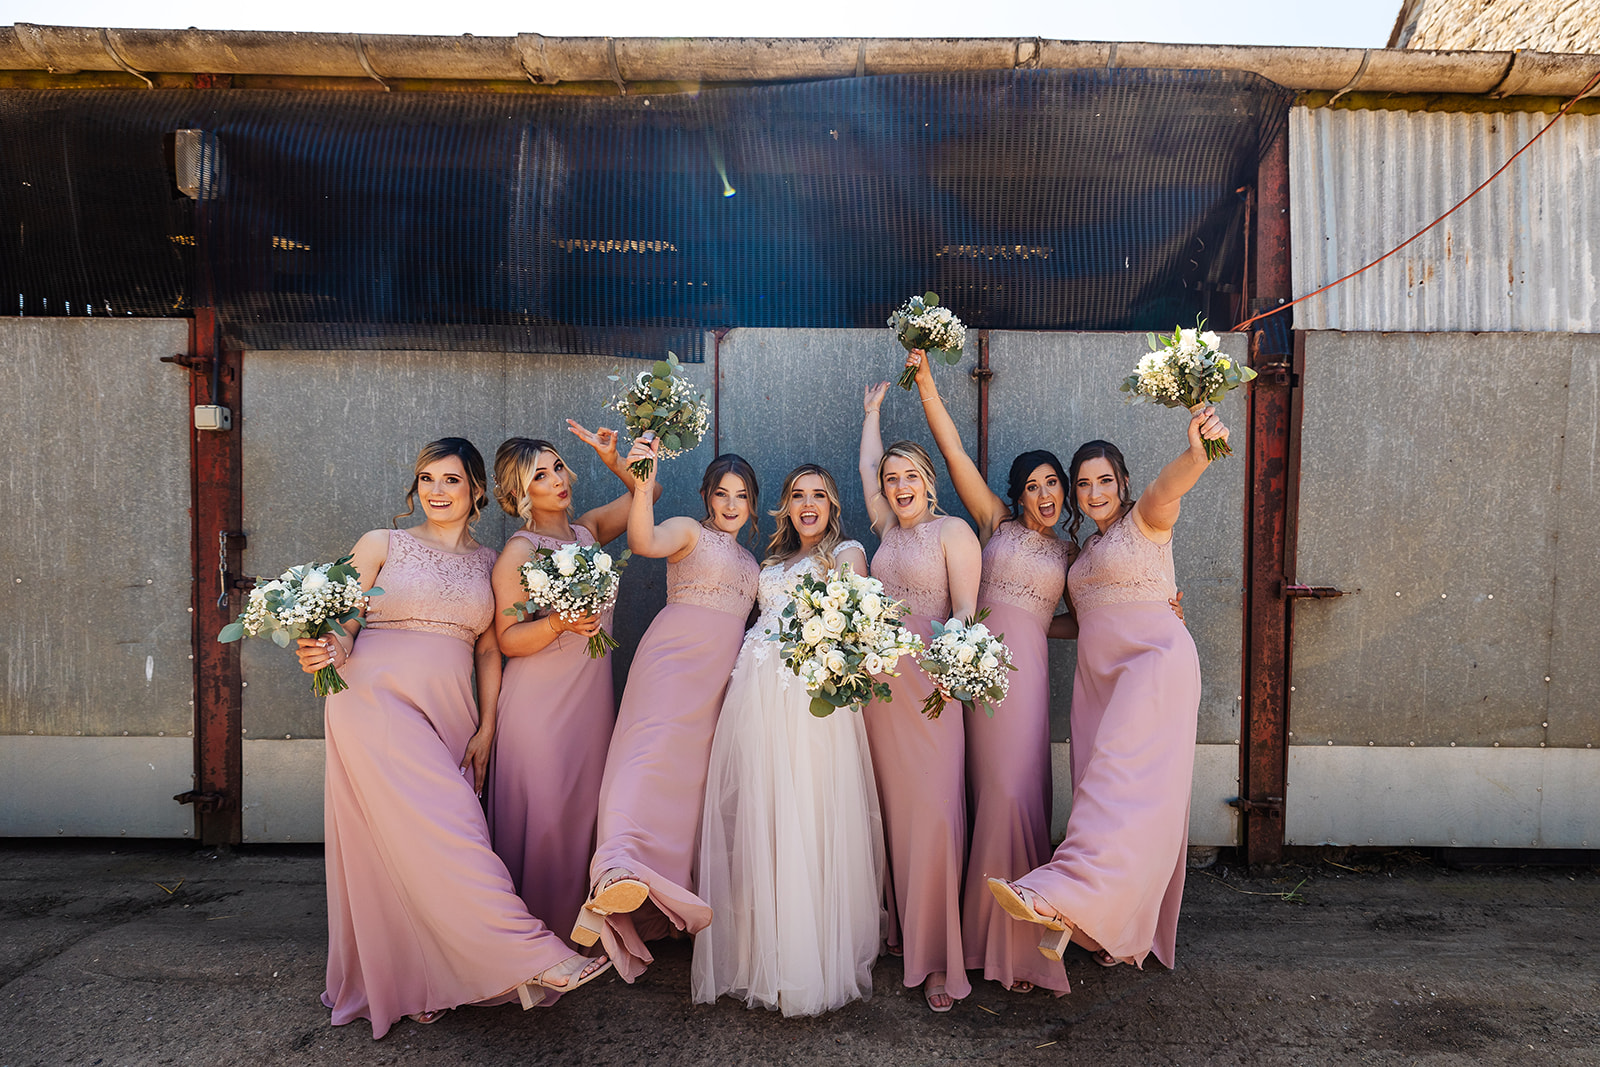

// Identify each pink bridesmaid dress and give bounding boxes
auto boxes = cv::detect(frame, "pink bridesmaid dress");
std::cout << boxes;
[867,515,971,1003]
[489,525,616,952]
[1015,513,1201,969]
[322,529,576,1039]
[963,520,1072,993]
[589,525,759,980]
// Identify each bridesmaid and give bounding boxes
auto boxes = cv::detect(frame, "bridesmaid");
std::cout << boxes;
[488,423,657,952]
[902,349,1071,996]
[989,408,1230,973]
[300,438,611,1039]
[858,383,983,1013]
[576,441,762,980]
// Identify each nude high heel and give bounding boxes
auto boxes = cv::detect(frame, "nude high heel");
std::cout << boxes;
[514,953,614,1009]
[570,872,649,946]
[987,877,1074,961]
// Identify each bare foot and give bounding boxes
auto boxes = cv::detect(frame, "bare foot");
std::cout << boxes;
[924,972,954,1013]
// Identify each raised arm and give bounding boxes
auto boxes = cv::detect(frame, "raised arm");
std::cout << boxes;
[1132,405,1230,539]
[941,517,983,622]
[568,419,663,545]
[294,527,388,673]
[492,534,601,657]
[859,382,894,536]
[908,349,1008,540]
[625,438,700,562]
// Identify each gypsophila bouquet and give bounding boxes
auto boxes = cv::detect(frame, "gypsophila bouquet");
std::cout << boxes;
[888,292,967,389]
[1120,318,1256,460]
[607,352,710,480]
[772,562,925,718]
[507,543,632,658]
[217,556,380,697]
[916,609,1015,720]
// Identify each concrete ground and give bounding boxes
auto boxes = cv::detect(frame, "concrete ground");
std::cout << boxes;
[0,842,1595,1067]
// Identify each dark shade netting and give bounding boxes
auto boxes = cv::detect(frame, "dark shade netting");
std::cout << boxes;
[1,69,1292,359]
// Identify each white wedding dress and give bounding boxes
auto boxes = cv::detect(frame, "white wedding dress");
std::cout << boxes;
[691,543,886,1016]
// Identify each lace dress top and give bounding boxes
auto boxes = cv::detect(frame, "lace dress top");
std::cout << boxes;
[667,526,760,617]
[364,528,498,645]
[871,517,954,620]
[1067,512,1178,616]
[743,541,866,671]
[507,524,616,628]
[977,520,1072,629]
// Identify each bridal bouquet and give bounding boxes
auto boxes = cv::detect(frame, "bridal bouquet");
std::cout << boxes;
[607,352,710,479]
[216,556,380,697]
[917,610,1015,719]
[888,291,967,389]
[507,544,632,658]
[773,563,925,718]
[1120,319,1256,460]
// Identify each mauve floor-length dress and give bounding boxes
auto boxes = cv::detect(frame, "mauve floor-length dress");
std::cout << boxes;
[322,529,574,1039]
[590,525,759,980]
[1015,513,1200,969]
[867,515,971,1002]
[489,525,616,952]
[962,520,1072,993]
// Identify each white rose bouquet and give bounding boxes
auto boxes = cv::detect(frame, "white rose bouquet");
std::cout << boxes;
[888,291,967,389]
[216,556,380,697]
[507,543,632,658]
[772,562,925,718]
[917,610,1015,720]
[607,351,710,479]
[1120,318,1256,460]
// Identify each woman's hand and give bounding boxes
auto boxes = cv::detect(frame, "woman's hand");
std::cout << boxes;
[1187,406,1229,460]
[460,727,493,795]
[625,436,659,485]
[1169,590,1185,624]
[863,381,890,415]
[907,348,935,391]
[552,612,603,638]
[567,419,621,466]
[294,635,346,675]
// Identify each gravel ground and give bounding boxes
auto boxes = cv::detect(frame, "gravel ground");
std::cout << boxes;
[1,842,1596,1066]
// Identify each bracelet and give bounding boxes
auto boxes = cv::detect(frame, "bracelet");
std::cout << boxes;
[921,395,938,404]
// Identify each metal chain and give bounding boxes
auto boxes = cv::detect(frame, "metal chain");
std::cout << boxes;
[217,530,230,609]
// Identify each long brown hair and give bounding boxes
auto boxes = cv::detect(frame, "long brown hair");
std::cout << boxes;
[764,464,845,568]
[700,453,761,549]
[492,437,577,524]
[392,438,489,527]
[1066,439,1136,544]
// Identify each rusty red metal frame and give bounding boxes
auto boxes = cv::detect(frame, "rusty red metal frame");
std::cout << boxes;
[182,308,245,845]
[1239,121,1295,865]
[972,329,993,480]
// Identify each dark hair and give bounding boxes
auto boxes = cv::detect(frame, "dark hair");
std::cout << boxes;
[1066,440,1136,544]
[1005,449,1068,523]
[699,454,761,548]
[393,438,489,527]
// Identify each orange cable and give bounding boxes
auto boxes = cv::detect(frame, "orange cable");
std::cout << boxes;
[1234,67,1600,334]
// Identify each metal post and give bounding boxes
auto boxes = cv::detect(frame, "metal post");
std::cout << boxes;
[972,329,992,481]
[184,309,245,845]
[1240,119,1294,865]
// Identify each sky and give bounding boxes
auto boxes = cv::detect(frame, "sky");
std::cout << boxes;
[0,0,1402,50]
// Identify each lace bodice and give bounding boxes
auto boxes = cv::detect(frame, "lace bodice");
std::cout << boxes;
[977,520,1072,628]
[1067,512,1177,616]
[871,517,954,620]
[744,540,865,667]
[507,525,616,629]
[667,526,760,616]
[364,528,498,645]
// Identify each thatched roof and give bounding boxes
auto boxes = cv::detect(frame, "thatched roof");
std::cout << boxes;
[1391,0,1600,52]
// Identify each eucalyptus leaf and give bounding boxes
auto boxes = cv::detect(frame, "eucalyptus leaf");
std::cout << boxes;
[810,696,836,718]
[217,621,245,643]
[269,630,292,649]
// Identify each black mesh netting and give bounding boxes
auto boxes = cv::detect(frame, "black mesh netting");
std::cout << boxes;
[1,69,1292,359]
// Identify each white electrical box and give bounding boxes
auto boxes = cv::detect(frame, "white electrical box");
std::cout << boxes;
[194,405,232,431]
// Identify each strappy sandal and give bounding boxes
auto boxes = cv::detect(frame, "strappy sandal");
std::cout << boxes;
[1007,980,1036,994]
[986,877,1074,961]
[924,975,954,1014]
[406,1008,449,1025]
[513,953,614,1009]
[1090,948,1123,968]
[571,870,650,947]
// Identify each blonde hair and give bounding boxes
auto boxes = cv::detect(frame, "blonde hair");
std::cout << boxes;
[876,440,942,518]
[492,437,577,525]
[392,438,489,527]
[764,464,846,568]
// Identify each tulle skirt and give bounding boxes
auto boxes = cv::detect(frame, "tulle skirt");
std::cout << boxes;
[691,642,885,1017]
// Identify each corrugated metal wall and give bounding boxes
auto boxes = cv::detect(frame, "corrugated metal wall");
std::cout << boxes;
[1289,106,1600,332]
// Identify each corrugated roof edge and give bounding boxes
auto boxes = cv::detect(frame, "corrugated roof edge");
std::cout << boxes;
[2,25,1599,97]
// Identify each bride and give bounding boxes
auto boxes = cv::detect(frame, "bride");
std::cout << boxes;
[691,463,886,1017]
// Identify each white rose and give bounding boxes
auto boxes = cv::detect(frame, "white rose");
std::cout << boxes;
[859,593,882,619]
[863,652,884,675]
[979,654,999,672]
[955,644,976,665]
[967,623,990,640]
[826,580,848,600]
[554,550,578,577]
[824,650,848,676]
[593,551,612,572]
[526,569,552,595]
[880,652,900,673]
[793,596,815,619]
[821,609,848,636]
[299,570,329,595]
[1200,330,1221,350]
[801,616,827,644]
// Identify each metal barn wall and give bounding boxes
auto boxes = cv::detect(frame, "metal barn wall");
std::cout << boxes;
[0,319,196,838]
[1288,331,1599,847]
[1289,106,1600,333]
